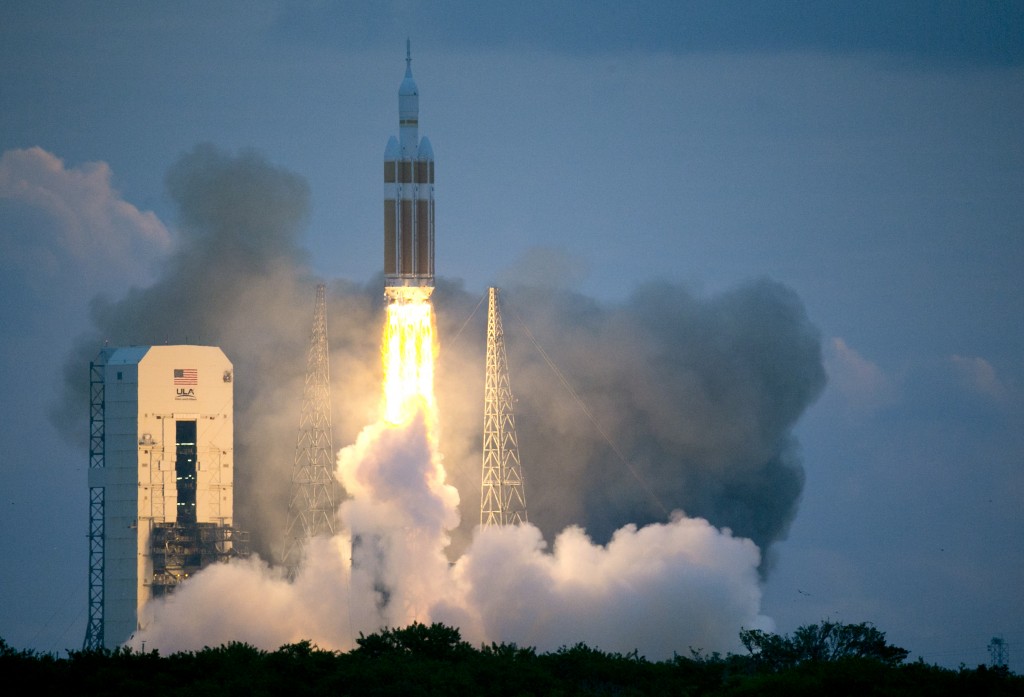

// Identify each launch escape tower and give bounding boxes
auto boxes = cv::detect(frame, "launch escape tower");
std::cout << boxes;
[480,288,528,526]
[281,283,337,572]
[384,40,435,300]
[84,345,248,650]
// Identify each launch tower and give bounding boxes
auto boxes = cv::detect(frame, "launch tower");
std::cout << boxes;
[281,283,337,572]
[480,288,528,525]
[84,345,247,649]
[384,40,435,301]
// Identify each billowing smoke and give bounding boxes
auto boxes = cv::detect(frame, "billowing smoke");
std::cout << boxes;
[453,279,826,568]
[53,143,340,559]
[133,403,770,658]
[429,276,825,577]
[56,146,824,656]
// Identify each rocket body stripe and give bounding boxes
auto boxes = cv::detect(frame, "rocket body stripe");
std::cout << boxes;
[385,43,434,295]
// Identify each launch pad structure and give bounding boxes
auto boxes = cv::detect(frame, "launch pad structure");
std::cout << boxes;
[480,288,528,526]
[84,345,248,650]
[281,283,337,572]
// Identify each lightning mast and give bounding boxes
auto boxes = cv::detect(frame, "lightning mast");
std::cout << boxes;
[481,287,528,526]
[989,636,1009,669]
[282,283,337,571]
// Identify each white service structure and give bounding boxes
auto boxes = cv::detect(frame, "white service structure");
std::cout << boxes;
[85,345,237,648]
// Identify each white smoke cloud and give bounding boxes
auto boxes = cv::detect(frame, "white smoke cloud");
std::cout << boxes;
[133,536,357,653]
[133,403,771,659]
[439,516,769,658]
[337,410,460,534]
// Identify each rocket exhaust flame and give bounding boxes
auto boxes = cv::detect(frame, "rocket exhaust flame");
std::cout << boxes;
[381,289,437,428]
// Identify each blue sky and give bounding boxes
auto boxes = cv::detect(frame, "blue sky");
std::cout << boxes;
[1,1,1022,668]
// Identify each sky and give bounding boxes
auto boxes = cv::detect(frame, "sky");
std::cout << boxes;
[1,0,1022,670]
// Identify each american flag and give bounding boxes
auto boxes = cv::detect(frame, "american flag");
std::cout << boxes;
[174,368,198,385]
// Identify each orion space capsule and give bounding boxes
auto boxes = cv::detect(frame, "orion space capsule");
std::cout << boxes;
[384,41,435,299]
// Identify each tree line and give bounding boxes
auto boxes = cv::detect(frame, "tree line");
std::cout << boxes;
[1,620,1020,696]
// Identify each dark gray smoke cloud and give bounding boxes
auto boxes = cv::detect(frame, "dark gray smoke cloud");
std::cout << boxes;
[54,144,325,559]
[56,144,825,571]
[434,279,826,569]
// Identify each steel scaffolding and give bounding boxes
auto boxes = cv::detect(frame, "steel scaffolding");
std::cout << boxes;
[480,287,528,526]
[281,283,337,571]
[150,523,250,597]
[83,359,106,650]
[989,636,1009,669]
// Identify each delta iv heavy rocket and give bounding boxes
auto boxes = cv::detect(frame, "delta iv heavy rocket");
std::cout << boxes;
[384,41,435,301]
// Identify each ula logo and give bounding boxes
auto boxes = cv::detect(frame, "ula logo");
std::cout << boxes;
[175,388,196,400]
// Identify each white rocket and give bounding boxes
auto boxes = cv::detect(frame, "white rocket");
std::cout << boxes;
[384,40,435,298]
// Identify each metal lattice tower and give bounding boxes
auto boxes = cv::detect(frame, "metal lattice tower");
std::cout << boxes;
[481,287,528,526]
[281,283,337,571]
[83,356,107,650]
[989,636,1009,669]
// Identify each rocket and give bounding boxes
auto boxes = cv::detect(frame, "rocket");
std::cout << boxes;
[384,40,435,300]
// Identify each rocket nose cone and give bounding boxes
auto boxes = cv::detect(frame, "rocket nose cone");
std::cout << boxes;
[399,75,418,97]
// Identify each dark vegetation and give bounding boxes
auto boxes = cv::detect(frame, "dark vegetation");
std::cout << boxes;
[2,620,1020,696]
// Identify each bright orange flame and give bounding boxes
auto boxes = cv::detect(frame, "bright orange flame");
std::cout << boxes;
[381,292,437,427]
